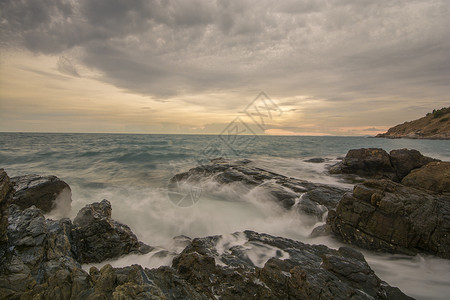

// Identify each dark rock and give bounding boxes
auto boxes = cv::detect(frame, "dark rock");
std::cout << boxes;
[328,179,450,258]
[73,199,152,263]
[389,148,439,180]
[170,159,349,219]
[402,161,450,193]
[304,157,326,163]
[170,230,412,299]
[329,148,397,180]
[0,169,13,246]
[11,174,72,215]
[0,196,152,299]
[0,205,89,299]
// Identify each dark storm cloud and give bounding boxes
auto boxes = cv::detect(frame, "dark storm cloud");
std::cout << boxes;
[1,0,449,104]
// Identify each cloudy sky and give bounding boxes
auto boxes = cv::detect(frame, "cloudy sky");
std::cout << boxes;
[1,0,449,135]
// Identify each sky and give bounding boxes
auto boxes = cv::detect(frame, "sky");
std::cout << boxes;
[0,0,449,135]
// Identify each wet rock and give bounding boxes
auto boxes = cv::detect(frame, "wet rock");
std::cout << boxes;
[170,230,412,299]
[0,169,13,246]
[73,199,152,263]
[170,159,349,219]
[389,148,439,180]
[328,179,450,258]
[329,148,397,180]
[402,161,450,193]
[0,205,89,299]
[11,174,72,215]
[304,157,326,163]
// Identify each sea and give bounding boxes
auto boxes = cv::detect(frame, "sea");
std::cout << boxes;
[0,132,449,299]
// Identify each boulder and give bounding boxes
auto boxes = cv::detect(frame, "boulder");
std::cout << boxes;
[73,199,151,263]
[328,179,450,258]
[402,161,450,193]
[11,174,72,215]
[329,148,397,180]
[0,169,12,246]
[389,148,439,180]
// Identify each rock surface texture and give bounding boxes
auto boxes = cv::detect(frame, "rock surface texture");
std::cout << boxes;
[328,179,450,258]
[0,169,13,254]
[329,148,397,180]
[11,174,72,214]
[401,161,450,193]
[170,158,349,220]
[73,199,151,263]
[329,148,439,182]
[0,199,152,299]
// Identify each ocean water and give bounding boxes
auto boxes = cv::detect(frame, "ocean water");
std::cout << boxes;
[0,132,449,299]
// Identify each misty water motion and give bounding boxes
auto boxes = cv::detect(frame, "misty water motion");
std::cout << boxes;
[1,132,449,300]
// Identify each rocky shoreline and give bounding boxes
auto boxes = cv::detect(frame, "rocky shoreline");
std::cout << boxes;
[1,147,448,299]
[375,107,450,140]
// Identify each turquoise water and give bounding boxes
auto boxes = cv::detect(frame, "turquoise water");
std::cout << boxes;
[0,132,449,299]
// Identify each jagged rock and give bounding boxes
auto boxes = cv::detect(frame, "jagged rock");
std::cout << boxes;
[389,148,439,180]
[170,231,412,299]
[328,179,450,258]
[73,199,151,263]
[0,197,152,299]
[0,205,88,299]
[170,159,349,219]
[329,148,397,180]
[11,174,72,215]
[402,161,450,193]
[0,169,12,246]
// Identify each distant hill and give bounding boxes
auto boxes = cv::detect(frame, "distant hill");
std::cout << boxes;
[376,107,450,140]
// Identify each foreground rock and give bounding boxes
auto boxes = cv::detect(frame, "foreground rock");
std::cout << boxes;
[0,214,413,299]
[0,199,151,298]
[73,199,151,263]
[11,174,72,215]
[402,161,450,193]
[170,158,349,219]
[0,169,13,248]
[328,179,450,258]
[170,230,411,300]
[329,148,439,182]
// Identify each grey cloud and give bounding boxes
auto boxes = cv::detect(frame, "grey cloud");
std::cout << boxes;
[1,0,449,109]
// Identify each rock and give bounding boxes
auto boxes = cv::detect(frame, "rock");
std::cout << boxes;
[0,169,13,246]
[170,159,349,219]
[0,196,153,299]
[0,204,89,299]
[11,174,72,215]
[73,199,152,263]
[329,148,397,180]
[402,161,450,193]
[389,148,439,180]
[304,157,326,163]
[170,231,412,299]
[328,179,450,258]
